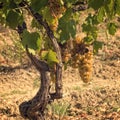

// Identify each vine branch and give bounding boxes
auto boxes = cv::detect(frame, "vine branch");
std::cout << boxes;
[19,1,63,99]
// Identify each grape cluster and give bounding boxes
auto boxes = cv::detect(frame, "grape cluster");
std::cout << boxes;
[48,0,66,31]
[61,34,93,83]
[48,0,66,19]
[78,51,93,83]
[72,35,93,83]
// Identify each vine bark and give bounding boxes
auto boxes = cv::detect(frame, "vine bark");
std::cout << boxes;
[19,47,50,120]
[17,1,63,119]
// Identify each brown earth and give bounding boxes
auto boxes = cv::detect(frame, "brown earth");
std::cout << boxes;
[0,26,120,120]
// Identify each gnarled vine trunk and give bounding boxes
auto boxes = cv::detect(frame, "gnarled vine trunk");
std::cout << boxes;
[19,47,51,120]
[17,2,63,119]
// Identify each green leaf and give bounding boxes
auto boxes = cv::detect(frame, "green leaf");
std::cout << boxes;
[88,0,103,10]
[93,41,103,53]
[115,0,120,15]
[6,10,23,29]
[107,23,117,35]
[40,50,59,64]
[59,8,72,22]
[47,50,59,64]
[92,15,99,25]
[84,36,94,44]
[31,0,48,12]
[41,7,54,25]
[84,13,93,25]
[97,7,105,22]
[82,23,91,32]
[8,1,17,9]
[21,30,42,50]
[82,23,97,39]
[69,20,76,38]
[59,19,76,43]
[60,31,70,44]
[14,0,22,4]
[104,0,115,19]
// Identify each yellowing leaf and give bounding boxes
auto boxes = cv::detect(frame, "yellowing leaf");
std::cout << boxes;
[40,50,59,65]
[40,50,49,60]
[47,50,59,63]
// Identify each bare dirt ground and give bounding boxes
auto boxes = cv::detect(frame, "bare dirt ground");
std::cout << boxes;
[0,26,120,120]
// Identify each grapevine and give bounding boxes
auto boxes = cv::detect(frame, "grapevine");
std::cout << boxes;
[78,51,93,83]
[61,34,93,83]
[47,0,66,31]
[0,0,120,119]
[73,35,93,83]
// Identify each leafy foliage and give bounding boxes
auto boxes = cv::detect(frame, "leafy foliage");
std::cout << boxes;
[88,0,104,10]
[0,0,120,76]
[0,1,120,119]
[21,30,42,50]
[6,10,23,29]
[93,41,103,54]
[1,1,120,119]
[107,22,117,35]
[41,50,59,65]
[116,0,120,15]
[31,0,48,12]
[57,8,79,43]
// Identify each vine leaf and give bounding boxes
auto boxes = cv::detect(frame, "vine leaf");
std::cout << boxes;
[116,0,120,15]
[84,36,94,44]
[93,41,103,54]
[6,10,23,29]
[107,23,117,35]
[21,30,42,50]
[97,7,105,22]
[41,50,59,66]
[104,0,114,19]
[82,14,98,43]
[88,0,103,10]
[59,19,76,44]
[42,7,55,25]
[47,50,59,64]
[60,8,72,21]
[31,0,48,12]
[57,9,76,43]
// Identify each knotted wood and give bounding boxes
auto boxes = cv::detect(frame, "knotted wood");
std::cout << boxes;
[19,47,51,120]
